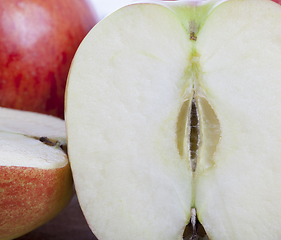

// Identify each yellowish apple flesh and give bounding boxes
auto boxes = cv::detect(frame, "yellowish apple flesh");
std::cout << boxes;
[0,107,73,240]
[66,0,281,239]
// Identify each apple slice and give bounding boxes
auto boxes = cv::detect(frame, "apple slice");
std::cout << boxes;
[0,107,73,240]
[66,0,281,239]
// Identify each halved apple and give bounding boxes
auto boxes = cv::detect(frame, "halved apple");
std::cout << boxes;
[0,107,73,240]
[65,0,281,239]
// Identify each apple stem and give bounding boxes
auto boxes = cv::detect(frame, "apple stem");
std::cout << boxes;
[189,20,198,41]
[190,208,199,240]
[183,207,209,240]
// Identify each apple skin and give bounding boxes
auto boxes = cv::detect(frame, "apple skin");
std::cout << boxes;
[0,163,73,240]
[0,0,98,119]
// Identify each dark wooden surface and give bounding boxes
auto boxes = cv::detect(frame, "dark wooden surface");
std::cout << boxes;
[15,193,98,240]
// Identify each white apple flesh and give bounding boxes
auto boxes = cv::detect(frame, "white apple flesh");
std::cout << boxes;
[66,0,281,239]
[0,107,73,240]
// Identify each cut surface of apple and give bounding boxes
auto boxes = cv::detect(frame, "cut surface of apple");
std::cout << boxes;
[66,0,281,239]
[0,107,73,240]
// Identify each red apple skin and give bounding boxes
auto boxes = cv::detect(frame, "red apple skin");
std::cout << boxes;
[0,163,73,240]
[0,0,98,119]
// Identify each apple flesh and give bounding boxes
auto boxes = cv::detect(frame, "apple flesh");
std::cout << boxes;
[0,107,73,240]
[66,0,281,239]
[0,0,98,119]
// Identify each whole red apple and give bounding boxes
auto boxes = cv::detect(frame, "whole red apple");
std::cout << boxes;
[0,0,98,119]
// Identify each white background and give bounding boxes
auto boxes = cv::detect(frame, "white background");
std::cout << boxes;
[88,0,135,20]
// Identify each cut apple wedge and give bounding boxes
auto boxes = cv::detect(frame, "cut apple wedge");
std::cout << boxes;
[66,0,281,239]
[0,107,73,240]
